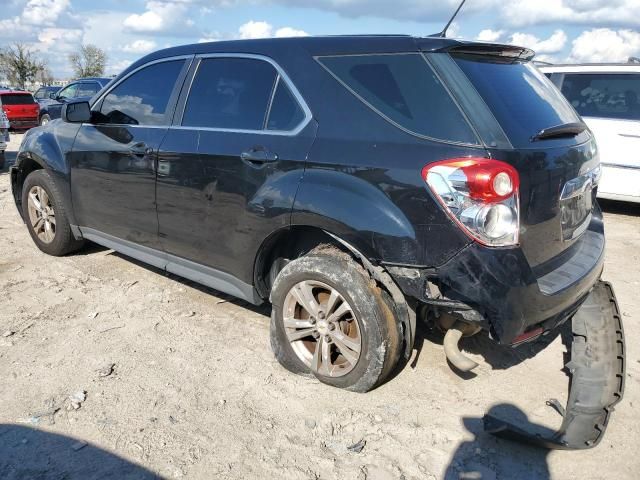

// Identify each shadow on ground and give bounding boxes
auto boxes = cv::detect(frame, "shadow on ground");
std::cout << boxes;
[0,424,161,480]
[599,199,640,216]
[444,404,553,480]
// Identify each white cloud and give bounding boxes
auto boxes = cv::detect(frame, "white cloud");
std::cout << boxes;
[510,29,567,53]
[274,27,309,38]
[568,28,640,62]
[122,39,158,54]
[106,59,132,77]
[238,20,274,39]
[238,21,308,39]
[476,29,504,42]
[21,0,71,26]
[123,0,191,34]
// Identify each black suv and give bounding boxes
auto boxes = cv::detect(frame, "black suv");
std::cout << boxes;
[10,36,624,449]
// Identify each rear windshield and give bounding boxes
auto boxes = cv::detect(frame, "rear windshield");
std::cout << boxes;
[0,93,36,105]
[452,56,581,146]
[317,54,479,145]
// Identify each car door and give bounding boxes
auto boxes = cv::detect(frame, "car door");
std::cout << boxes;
[70,57,191,255]
[156,55,316,293]
[560,72,640,199]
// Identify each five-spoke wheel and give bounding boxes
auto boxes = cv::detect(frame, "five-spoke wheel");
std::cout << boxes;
[27,185,56,244]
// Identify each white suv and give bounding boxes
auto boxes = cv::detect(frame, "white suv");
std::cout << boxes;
[540,63,640,203]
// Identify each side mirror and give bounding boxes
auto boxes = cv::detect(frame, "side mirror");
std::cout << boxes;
[62,101,91,123]
[49,92,57,100]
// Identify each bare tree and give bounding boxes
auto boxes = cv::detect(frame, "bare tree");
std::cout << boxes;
[68,44,107,78]
[35,65,55,85]
[0,43,44,89]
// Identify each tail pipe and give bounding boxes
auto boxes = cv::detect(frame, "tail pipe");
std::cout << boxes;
[443,322,479,372]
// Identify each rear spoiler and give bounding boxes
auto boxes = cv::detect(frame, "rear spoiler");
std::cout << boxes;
[419,39,535,62]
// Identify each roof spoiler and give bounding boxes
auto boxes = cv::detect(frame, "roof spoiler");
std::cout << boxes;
[418,39,535,62]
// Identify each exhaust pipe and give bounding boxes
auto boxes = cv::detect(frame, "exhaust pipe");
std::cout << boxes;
[443,323,479,372]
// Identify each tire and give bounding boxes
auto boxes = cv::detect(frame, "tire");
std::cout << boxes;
[0,151,5,170]
[40,114,51,126]
[270,250,402,392]
[21,169,84,256]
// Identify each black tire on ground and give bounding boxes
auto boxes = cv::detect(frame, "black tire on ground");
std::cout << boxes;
[21,169,84,256]
[40,114,51,126]
[0,151,5,170]
[270,250,402,392]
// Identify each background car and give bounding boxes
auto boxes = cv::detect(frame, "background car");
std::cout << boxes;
[34,85,62,103]
[38,77,111,125]
[0,109,9,169]
[541,63,640,203]
[0,89,39,130]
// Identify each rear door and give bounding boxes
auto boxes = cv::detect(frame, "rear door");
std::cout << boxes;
[156,54,316,286]
[559,72,640,199]
[70,58,190,253]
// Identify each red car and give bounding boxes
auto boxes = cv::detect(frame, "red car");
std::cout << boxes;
[0,90,39,130]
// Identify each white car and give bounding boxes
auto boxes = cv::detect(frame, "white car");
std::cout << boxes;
[540,63,640,203]
[0,109,9,169]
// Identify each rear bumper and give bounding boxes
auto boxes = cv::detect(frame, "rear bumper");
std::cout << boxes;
[9,119,39,129]
[485,281,625,449]
[431,212,605,344]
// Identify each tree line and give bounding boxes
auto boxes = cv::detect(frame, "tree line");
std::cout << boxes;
[0,43,108,89]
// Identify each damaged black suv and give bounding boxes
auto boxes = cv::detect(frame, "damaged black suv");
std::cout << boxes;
[10,36,625,449]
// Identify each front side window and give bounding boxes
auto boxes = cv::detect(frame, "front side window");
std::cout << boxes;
[561,73,640,121]
[318,53,479,144]
[57,84,77,100]
[183,57,277,130]
[99,60,184,126]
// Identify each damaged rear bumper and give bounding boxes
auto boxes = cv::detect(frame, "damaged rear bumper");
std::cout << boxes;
[484,281,625,449]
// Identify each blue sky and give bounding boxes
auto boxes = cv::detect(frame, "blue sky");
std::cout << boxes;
[1,0,639,79]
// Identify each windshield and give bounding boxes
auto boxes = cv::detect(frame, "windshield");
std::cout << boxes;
[453,55,581,147]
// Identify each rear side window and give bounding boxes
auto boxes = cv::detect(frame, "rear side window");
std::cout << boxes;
[0,94,36,105]
[317,54,479,145]
[560,73,640,121]
[183,58,277,130]
[453,56,581,146]
[100,60,184,126]
[76,83,100,97]
[267,79,305,131]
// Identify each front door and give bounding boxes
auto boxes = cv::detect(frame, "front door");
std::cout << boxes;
[156,55,316,286]
[70,58,189,251]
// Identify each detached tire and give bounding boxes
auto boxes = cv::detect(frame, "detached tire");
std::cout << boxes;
[21,169,84,256]
[270,250,402,392]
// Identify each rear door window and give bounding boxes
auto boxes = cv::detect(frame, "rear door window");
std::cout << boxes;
[0,94,36,105]
[99,60,185,126]
[318,54,479,145]
[182,57,277,130]
[560,73,640,121]
[453,55,581,147]
[266,78,306,131]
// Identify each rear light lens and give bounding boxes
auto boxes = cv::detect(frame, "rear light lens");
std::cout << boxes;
[422,157,520,247]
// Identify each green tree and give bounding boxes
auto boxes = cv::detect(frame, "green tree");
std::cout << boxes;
[0,43,44,89]
[68,44,107,78]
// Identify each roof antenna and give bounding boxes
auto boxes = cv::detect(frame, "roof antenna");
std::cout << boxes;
[435,0,468,38]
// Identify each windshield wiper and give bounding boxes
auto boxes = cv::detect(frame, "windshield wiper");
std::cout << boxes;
[531,122,588,142]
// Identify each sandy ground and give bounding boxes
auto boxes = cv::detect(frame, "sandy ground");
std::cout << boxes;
[0,132,638,480]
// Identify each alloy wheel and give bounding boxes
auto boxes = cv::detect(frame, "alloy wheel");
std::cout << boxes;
[283,280,362,377]
[27,185,56,244]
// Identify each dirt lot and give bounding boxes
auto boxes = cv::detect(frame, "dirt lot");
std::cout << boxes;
[1,132,638,480]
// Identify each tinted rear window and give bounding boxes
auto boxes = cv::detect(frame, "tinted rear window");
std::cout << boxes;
[453,56,580,146]
[560,73,640,121]
[318,54,479,145]
[0,94,36,105]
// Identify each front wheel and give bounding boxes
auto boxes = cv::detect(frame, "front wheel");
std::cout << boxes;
[21,170,84,256]
[270,250,402,392]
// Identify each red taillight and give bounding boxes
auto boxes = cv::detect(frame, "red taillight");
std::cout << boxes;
[511,327,544,346]
[422,157,521,247]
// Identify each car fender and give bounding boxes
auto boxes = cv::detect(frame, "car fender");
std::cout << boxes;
[13,122,82,224]
[291,167,420,264]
